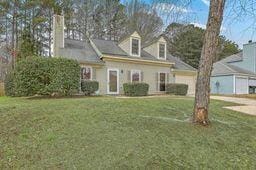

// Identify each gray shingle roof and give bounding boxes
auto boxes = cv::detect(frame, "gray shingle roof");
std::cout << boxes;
[59,38,197,69]
[59,39,104,64]
[219,52,243,63]
[92,38,173,63]
[167,54,197,71]
[212,51,256,76]
[92,39,127,56]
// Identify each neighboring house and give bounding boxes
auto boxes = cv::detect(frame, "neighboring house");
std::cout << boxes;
[211,41,256,94]
[53,15,197,95]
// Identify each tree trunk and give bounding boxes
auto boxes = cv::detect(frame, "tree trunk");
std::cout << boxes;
[193,0,226,125]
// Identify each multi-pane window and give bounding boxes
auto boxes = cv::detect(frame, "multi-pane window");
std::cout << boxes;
[131,70,141,82]
[81,67,92,80]
[159,43,166,59]
[132,38,139,56]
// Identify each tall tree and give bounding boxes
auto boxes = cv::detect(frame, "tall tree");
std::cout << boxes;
[193,0,226,125]
[164,23,239,68]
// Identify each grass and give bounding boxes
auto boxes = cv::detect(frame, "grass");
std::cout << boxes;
[0,96,256,169]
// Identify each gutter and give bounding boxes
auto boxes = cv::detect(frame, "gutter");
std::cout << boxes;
[102,55,174,66]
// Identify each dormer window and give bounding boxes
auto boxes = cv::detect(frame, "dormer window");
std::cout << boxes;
[131,38,140,57]
[159,43,166,59]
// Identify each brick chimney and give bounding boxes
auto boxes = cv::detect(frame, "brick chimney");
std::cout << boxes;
[52,15,64,57]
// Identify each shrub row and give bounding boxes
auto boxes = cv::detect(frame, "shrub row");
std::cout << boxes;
[166,83,188,96]
[81,80,99,95]
[123,82,149,96]
[5,56,81,97]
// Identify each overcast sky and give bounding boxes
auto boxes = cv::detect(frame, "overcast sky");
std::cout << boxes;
[122,0,256,49]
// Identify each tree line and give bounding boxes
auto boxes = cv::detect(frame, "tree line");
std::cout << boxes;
[0,0,239,68]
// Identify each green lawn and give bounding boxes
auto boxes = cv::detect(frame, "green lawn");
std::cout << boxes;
[0,96,255,169]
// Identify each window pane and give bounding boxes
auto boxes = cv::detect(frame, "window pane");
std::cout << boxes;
[159,44,165,58]
[132,39,139,55]
[132,71,140,82]
[81,67,91,80]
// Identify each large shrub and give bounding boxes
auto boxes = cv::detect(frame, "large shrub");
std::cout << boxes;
[4,70,15,96]
[81,80,99,96]
[5,56,80,97]
[166,83,188,96]
[0,82,4,96]
[123,82,149,96]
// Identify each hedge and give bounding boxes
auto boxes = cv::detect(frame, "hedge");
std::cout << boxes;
[166,83,188,96]
[81,80,99,95]
[5,56,80,97]
[123,82,149,96]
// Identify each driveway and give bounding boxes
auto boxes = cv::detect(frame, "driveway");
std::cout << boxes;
[211,96,256,116]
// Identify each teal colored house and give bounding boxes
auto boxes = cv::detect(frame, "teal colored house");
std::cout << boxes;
[211,41,256,94]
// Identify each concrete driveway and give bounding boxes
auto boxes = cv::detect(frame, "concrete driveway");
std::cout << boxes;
[211,96,256,116]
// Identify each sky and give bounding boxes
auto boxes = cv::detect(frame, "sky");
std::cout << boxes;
[122,0,256,49]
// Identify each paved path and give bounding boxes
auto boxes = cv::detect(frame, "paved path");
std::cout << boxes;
[211,96,256,116]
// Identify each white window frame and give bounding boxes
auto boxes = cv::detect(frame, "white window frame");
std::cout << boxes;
[130,37,141,57]
[158,72,167,92]
[131,70,141,82]
[158,42,166,60]
[81,66,92,80]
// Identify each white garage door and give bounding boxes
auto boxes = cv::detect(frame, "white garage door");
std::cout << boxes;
[175,75,196,95]
[235,77,248,94]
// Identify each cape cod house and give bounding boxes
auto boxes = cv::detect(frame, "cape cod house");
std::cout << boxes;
[211,41,256,94]
[52,15,197,95]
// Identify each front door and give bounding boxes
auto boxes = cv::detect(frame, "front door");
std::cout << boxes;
[159,73,166,91]
[107,69,119,94]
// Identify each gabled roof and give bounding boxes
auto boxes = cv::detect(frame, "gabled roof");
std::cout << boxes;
[142,35,166,48]
[219,52,243,63]
[212,52,256,76]
[92,38,172,63]
[118,30,140,44]
[167,54,197,71]
[58,38,198,68]
[59,39,104,64]
[212,61,256,76]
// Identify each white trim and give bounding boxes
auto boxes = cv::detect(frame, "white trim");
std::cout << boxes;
[130,70,141,82]
[130,37,141,57]
[158,42,167,60]
[107,68,119,94]
[81,66,92,80]
[233,75,236,94]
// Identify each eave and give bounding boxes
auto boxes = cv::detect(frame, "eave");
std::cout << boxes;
[101,55,174,67]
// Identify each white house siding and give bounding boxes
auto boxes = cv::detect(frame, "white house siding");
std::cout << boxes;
[94,60,171,95]
[175,75,196,95]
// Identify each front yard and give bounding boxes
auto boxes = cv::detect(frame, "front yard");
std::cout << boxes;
[0,96,255,169]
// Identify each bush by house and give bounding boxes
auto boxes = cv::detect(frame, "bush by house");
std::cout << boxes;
[5,56,80,97]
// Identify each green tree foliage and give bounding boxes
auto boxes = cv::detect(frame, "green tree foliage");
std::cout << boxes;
[5,56,80,97]
[164,24,240,69]
[17,30,41,59]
